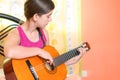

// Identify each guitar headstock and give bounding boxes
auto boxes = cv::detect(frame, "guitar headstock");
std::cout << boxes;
[80,42,91,51]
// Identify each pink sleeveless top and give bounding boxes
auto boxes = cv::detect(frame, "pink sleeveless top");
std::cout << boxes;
[17,26,46,48]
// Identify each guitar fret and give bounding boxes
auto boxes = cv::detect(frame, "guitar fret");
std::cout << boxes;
[54,49,80,67]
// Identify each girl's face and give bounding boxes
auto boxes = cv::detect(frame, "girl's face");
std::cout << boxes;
[35,10,53,28]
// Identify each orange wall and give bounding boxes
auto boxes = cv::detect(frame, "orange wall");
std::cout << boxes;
[81,0,120,80]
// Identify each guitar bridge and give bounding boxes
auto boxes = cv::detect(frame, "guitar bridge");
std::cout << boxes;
[26,60,39,80]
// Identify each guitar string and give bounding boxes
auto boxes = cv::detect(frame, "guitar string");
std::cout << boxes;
[30,43,89,72]
[33,50,86,71]
[31,61,53,71]
[33,49,78,72]
[34,63,46,71]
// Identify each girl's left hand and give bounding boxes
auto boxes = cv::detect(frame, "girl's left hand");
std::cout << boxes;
[73,47,87,62]
[65,47,88,65]
[77,47,88,58]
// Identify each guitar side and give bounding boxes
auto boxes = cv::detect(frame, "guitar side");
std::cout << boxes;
[4,46,67,80]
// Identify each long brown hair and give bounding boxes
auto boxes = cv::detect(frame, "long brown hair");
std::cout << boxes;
[24,0,55,20]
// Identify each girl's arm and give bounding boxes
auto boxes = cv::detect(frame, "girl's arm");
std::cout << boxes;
[4,28,53,63]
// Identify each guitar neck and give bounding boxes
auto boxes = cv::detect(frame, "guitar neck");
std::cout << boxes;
[53,47,80,67]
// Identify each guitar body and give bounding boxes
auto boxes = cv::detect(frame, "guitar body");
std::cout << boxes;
[4,46,67,80]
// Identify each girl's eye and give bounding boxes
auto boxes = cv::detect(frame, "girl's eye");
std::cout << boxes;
[47,15,51,18]
[47,14,52,18]
[47,16,50,18]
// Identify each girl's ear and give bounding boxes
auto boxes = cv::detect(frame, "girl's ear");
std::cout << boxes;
[32,13,39,22]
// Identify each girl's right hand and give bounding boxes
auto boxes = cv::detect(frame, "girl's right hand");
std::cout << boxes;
[38,50,53,65]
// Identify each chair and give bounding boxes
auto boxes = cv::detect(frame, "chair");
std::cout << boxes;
[0,13,24,68]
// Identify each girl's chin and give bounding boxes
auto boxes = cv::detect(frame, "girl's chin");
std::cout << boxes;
[40,26,46,29]
[39,24,48,28]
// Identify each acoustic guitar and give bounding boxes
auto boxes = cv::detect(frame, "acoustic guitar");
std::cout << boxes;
[3,42,90,80]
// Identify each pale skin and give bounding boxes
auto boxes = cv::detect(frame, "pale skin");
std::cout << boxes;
[3,10,87,80]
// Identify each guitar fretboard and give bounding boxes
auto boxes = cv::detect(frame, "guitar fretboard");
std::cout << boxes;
[53,47,80,67]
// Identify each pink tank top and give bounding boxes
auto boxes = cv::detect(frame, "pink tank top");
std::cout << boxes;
[17,26,46,48]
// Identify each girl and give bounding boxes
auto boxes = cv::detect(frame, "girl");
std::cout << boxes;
[4,0,86,80]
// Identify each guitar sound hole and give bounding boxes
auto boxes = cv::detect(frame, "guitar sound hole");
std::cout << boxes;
[45,62,55,71]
